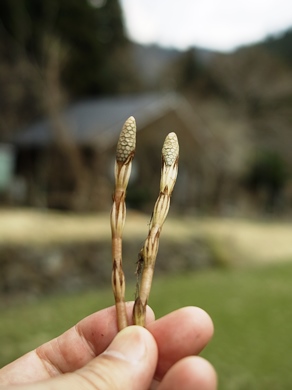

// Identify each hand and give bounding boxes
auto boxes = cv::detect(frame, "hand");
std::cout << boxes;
[0,303,216,390]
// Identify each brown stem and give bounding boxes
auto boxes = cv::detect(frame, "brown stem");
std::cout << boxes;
[110,117,136,330]
[133,133,179,326]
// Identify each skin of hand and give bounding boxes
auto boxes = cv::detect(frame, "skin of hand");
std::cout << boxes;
[0,303,217,390]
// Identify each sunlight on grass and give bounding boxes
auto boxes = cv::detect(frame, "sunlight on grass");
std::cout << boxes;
[1,262,292,389]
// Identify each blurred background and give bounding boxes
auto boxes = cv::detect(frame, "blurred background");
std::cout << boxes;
[1,0,292,388]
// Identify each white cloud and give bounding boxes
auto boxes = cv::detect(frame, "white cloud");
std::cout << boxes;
[120,0,292,51]
[121,1,158,43]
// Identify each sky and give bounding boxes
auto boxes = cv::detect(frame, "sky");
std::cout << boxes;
[120,0,292,52]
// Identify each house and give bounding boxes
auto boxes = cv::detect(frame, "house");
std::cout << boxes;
[13,92,213,211]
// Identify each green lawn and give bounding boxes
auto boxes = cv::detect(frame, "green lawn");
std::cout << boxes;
[1,262,292,389]
[151,264,292,389]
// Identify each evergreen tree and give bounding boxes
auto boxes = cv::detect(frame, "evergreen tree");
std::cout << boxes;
[0,0,132,98]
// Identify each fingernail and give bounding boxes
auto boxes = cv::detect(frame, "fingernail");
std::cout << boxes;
[103,326,147,365]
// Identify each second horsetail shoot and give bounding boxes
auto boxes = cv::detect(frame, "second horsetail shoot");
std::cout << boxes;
[110,117,179,330]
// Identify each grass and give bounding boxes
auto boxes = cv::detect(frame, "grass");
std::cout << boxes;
[0,288,112,367]
[1,262,292,389]
[151,264,292,389]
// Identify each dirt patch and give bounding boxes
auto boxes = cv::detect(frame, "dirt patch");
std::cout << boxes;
[1,209,292,262]
[1,208,292,298]
[187,217,292,264]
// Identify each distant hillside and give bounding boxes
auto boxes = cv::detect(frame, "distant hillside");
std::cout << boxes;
[260,28,292,65]
[207,27,292,176]
[130,27,292,90]
[130,43,217,89]
[131,44,180,87]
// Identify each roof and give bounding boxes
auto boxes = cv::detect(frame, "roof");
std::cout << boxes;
[14,93,184,149]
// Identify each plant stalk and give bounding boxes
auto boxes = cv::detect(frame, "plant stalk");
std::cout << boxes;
[110,116,136,330]
[133,132,179,326]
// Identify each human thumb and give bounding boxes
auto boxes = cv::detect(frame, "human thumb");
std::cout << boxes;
[38,326,158,390]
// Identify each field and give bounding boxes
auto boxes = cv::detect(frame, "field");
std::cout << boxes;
[1,209,292,388]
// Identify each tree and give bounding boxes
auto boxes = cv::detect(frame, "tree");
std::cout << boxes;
[262,28,292,66]
[0,0,132,98]
[243,150,289,212]
[167,48,221,97]
[0,0,139,209]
